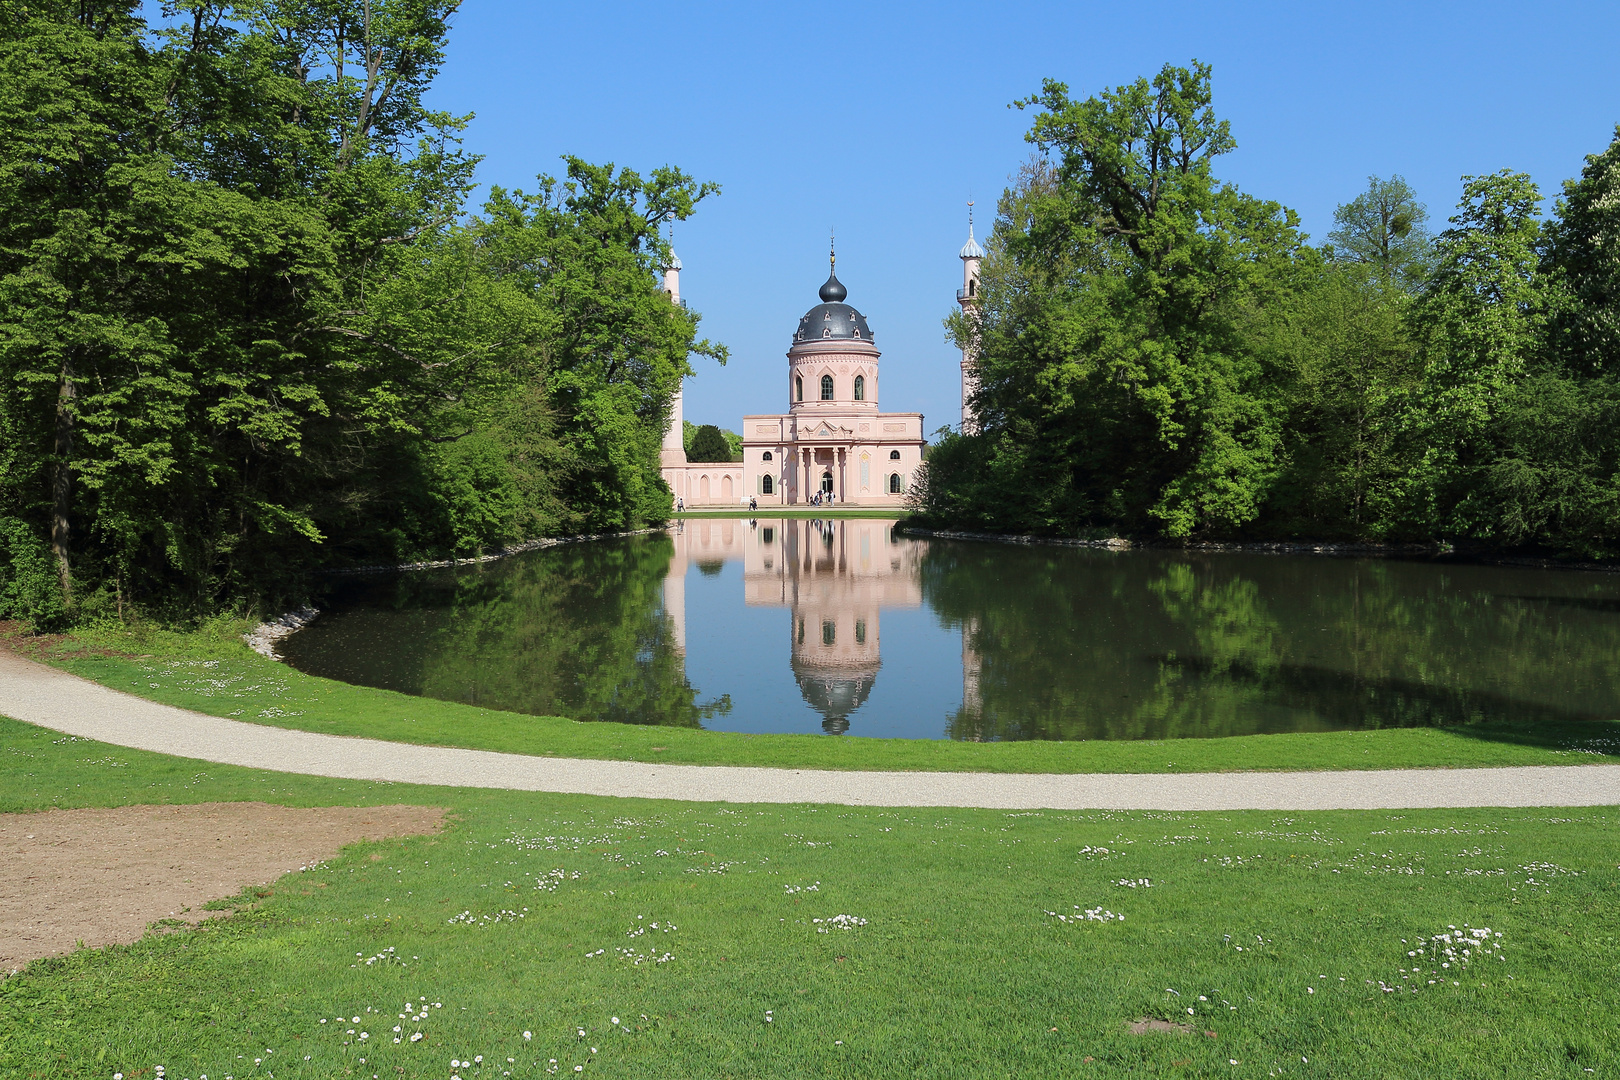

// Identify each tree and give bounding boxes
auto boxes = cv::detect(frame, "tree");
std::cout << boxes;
[923,62,1304,538]
[1326,175,1434,288]
[0,2,723,622]
[1400,171,1551,535]
[687,424,732,463]
[1545,127,1620,376]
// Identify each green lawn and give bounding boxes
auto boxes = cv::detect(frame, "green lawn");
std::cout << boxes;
[0,717,1615,1079]
[12,625,1619,776]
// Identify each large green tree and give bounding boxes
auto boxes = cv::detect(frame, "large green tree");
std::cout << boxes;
[923,63,1304,537]
[0,1,721,624]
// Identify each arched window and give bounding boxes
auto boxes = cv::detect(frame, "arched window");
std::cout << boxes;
[889,449,901,460]
[795,376,803,402]
[853,374,865,401]
[889,473,903,494]
[822,620,836,646]
[762,451,772,462]
[761,474,774,495]
[820,374,834,400]
[968,279,976,297]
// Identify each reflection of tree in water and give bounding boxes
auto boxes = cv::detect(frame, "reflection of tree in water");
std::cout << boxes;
[922,543,1620,742]
[306,534,728,726]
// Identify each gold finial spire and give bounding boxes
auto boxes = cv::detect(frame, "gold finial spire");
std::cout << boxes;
[829,227,836,273]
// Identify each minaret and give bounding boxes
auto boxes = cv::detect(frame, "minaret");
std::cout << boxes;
[659,246,688,468]
[956,204,985,434]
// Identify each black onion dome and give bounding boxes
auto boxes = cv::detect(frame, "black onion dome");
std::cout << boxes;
[793,273,873,345]
[792,665,878,730]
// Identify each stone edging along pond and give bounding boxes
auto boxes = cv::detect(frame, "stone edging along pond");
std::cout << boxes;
[243,527,665,658]
[895,524,1620,573]
[893,525,1438,557]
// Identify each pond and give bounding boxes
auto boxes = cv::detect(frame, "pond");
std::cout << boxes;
[280,517,1620,741]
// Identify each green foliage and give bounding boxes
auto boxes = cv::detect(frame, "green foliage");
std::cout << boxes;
[921,66,1620,558]
[0,517,68,630]
[1326,175,1435,288]
[0,2,721,620]
[686,423,733,463]
[929,65,1303,537]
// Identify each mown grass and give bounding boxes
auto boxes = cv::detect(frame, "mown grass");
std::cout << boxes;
[10,624,1619,776]
[1,717,1616,1079]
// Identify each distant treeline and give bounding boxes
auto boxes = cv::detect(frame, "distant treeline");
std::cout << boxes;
[915,63,1620,558]
[0,1,724,628]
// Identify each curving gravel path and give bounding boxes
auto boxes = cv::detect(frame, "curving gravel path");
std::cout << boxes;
[2,649,1617,811]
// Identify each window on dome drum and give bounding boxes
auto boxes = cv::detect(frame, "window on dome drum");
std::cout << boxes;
[762,451,772,462]
[822,620,836,646]
[795,376,803,402]
[820,374,834,400]
[889,449,901,460]
[761,474,774,495]
[853,375,864,401]
[889,473,903,494]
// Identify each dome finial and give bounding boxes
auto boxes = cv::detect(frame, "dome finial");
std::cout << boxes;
[819,228,847,303]
[959,201,986,260]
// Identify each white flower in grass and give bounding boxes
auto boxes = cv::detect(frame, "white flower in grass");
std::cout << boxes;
[611,1017,620,1025]
[523,1031,533,1040]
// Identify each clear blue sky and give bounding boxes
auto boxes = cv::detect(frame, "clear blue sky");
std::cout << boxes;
[424,2,1617,434]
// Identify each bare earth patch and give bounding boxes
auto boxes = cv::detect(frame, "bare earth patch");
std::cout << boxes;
[1129,1018,1203,1035]
[0,801,445,971]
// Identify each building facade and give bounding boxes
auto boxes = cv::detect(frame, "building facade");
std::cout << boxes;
[663,241,968,506]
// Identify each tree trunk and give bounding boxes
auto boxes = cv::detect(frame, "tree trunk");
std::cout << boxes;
[52,353,75,605]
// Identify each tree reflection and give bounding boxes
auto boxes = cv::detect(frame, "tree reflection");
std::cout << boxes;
[923,543,1620,742]
[289,534,727,726]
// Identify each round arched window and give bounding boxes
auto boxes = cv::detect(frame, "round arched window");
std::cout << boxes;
[795,376,803,402]
[820,374,834,400]
[889,473,903,494]
[853,375,865,401]
[762,451,773,462]
[889,449,901,460]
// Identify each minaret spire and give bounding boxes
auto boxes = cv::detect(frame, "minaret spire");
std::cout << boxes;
[957,202,984,434]
[829,227,836,274]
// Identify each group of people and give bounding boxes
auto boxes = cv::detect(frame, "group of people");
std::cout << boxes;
[673,490,834,514]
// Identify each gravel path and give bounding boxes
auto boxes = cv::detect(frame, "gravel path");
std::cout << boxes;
[3,650,1617,810]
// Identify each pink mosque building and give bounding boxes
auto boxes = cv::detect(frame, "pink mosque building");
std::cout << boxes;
[659,220,984,506]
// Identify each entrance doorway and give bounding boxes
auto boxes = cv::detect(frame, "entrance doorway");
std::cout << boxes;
[820,472,833,496]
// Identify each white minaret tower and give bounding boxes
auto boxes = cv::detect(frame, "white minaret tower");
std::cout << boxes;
[957,203,985,434]
[659,241,688,469]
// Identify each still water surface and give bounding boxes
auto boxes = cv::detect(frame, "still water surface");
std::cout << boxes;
[280,518,1620,741]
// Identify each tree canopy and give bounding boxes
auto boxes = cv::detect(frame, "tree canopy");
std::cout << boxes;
[0,0,721,627]
[917,64,1620,559]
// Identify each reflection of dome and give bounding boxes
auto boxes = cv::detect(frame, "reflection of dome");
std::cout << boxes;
[791,658,879,733]
[793,272,873,344]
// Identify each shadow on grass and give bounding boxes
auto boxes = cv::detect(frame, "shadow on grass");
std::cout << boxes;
[1156,654,1620,758]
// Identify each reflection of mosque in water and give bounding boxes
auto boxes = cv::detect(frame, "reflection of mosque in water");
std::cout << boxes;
[664,518,924,733]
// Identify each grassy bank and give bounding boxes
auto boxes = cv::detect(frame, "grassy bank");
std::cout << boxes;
[1,717,1615,1079]
[6,625,1618,775]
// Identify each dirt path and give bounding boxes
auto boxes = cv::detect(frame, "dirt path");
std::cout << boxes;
[1,802,444,971]
[2,649,1617,811]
